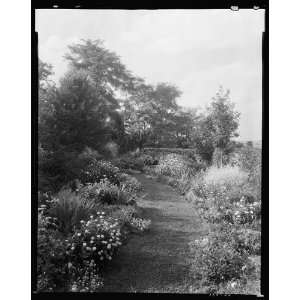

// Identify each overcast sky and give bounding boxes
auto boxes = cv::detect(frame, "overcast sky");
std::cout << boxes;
[36,9,264,141]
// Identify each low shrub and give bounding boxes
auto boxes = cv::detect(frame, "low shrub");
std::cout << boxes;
[66,212,123,266]
[117,173,142,194]
[189,166,260,226]
[80,160,120,185]
[153,153,196,179]
[37,206,124,292]
[189,228,256,286]
[79,179,135,206]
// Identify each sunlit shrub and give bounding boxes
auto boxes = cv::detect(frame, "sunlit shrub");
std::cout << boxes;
[202,166,248,188]
[154,153,196,179]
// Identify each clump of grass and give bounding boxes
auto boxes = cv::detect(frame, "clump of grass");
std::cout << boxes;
[202,166,248,187]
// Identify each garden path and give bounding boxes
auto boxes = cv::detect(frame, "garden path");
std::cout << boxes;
[101,172,205,293]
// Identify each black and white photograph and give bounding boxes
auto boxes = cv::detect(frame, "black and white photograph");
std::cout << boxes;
[33,5,267,296]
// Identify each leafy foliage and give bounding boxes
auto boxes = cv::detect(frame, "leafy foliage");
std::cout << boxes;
[194,87,240,164]
[189,228,256,286]
[80,160,120,185]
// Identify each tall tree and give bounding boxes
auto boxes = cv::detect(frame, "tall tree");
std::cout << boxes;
[43,69,116,153]
[195,87,240,166]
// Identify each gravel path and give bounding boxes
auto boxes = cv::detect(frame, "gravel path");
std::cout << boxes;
[101,173,204,293]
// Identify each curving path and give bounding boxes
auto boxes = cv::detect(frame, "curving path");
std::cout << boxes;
[101,172,206,293]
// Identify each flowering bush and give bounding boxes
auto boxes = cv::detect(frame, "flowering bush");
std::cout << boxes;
[80,160,120,185]
[189,229,256,286]
[189,166,261,226]
[154,154,196,179]
[66,212,123,266]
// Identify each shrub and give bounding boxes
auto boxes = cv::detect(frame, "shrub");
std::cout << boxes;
[37,207,116,292]
[117,173,142,193]
[79,179,134,205]
[189,229,256,286]
[189,166,258,224]
[154,153,195,179]
[80,160,120,185]
[37,207,69,292]
[66,212,123,266]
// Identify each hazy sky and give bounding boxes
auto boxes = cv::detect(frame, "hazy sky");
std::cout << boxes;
[36,9,264,141]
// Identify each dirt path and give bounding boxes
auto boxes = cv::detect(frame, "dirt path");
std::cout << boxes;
[101,173,204,293]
